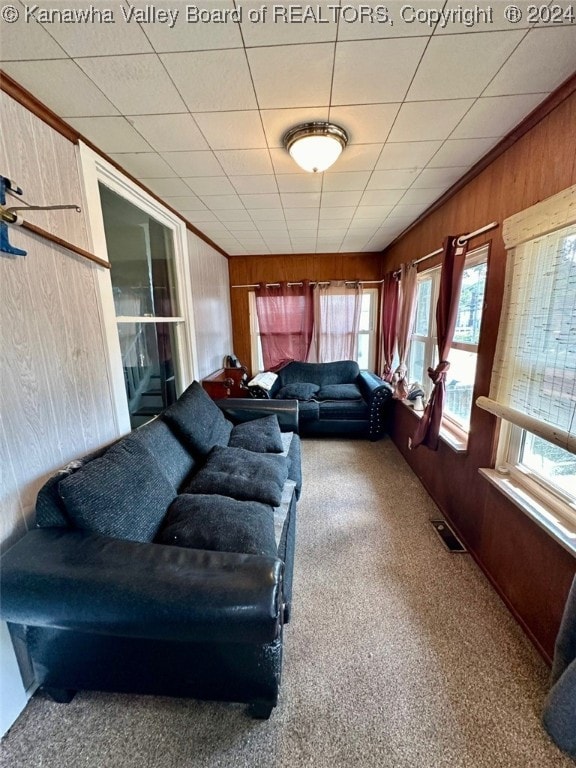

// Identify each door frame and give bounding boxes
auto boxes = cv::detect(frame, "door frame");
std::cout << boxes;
[77,142,199,433]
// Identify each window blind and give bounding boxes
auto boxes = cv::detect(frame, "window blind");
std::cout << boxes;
[480,185,576,455]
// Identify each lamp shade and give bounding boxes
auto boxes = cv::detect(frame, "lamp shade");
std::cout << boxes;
[283,122,348,173]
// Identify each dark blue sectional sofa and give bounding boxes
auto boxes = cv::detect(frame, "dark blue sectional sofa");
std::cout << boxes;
[1,383,301,719]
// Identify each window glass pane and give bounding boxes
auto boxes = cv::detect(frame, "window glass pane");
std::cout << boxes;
[409,339,427,390]
[520,433,576,500]
[453,261,487,345]
[100,183,179,318]
[414,278,432,335]
[118,321,179,429]
[359,292,373,332]
[444,348,478,428]
[357,333,370,369]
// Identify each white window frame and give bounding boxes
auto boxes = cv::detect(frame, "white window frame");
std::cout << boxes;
[408,246,488,436]
[77,143,199,433]
[248,287,379,372]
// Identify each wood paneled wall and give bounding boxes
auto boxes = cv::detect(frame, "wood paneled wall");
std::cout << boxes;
[381,89,576,661]
[228,252,382,372]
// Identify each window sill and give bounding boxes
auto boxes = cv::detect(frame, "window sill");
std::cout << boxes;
[399,399,468,454]
[479,467,576,558]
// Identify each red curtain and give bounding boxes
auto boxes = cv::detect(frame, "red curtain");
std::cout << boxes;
[411,236,468,450]
[379,272,399,382]
[255,281,314,370]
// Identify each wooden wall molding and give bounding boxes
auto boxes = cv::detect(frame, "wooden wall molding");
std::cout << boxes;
[0,70,229,259]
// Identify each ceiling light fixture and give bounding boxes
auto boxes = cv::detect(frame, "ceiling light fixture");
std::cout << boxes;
[283,122,348,173]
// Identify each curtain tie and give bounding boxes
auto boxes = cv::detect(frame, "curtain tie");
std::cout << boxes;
[427,360,450,385]
[392,362,407,385]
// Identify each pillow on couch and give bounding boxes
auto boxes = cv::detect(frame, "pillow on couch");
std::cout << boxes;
[162,381,232,456]
[276,382,319,401]
[58,435,175,543]
[155,493,277,557]
[228,414,284,453]
[316,383,363,400]
[185,445,288,507]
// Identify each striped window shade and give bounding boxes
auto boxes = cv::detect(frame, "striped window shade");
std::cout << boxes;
[478,185,576,454]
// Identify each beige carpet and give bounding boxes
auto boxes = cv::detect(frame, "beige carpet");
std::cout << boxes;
[1,437,573,768]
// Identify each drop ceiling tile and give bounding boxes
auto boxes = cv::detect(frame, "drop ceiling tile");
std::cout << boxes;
[137,1,243,51]
[318,224,350,234]
[0,4,66,59]
[161,49,257,111]
[435,1,533,33]
[130,114,208,152]
[38,1,153,56]
[451,93,546,139]
[230,176,279,194]
[269,148,302,174]
[194,111,267,150]
[142,177,193,196]
[388,100,475,142]
[216,150,273,175]
[391,202,430,217]
[337,0,444,39]
[163,152,225,176]
[361,190,407,207]
[67,116,151,152]
[319,207,357,219]
[109,153,176,178]
[77,55,186,115]
[227,222,259,232]
[354,205,394,219]
[247,43,334,109]
[180,210,220,223]
[217,209,254,222]
[200,222,234,235]
[203,195,245,210]
[329,104,401,144]
[321,191,363,207]
[284,208,320,220]
[2,60,119,117]
[400,188,444,206]
[254,222,289,233]
[163,196,208,212]
[407,31,525,101]
[261,107,330,148]
[324,144,384,173]
[276,175,323,193]
[367,170,419,190]
[428,138,497,168]
[322,172,372,192]
[412,167,469,189]
[240,2,338,45]
[332,38,428,105]
[286,220,318,230]
[484,27,576,95]
[185,177,236,196]
[240,194,283,210]
[375,141,443,171]
[250,209,286,221]
[281,193,322,208]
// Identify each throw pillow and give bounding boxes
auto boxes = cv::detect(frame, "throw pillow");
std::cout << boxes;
[228,415,284,453]
[162,381,232,456]
[185,445,288,507]
[276,382,319,401]
[316,384,363,401]
[58,435,175,543]
[155,494,277,558]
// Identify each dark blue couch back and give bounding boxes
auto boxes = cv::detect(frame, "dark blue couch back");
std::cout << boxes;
[278,360,360,387]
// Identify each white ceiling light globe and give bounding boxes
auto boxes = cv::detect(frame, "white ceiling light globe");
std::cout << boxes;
[284,122,348,174]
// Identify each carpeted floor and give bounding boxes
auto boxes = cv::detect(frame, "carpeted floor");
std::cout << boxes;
[1,437,573,767]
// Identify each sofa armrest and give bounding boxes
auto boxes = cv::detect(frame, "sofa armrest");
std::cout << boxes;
[216,398,299,433]
[1,529,282,644]
[357,371,393,403]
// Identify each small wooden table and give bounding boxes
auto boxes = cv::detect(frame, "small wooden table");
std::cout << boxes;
[201,367,249,399]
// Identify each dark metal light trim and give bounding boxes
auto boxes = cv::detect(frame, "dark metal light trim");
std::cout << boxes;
[283,121,349,153]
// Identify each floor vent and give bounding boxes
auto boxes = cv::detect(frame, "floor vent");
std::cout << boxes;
[430,520,467,553]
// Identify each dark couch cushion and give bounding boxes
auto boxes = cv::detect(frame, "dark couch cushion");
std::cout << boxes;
[316,383,363,400]
[58,435,175,543]
[228,415,284,453]
[278,360,360,386]
[318,400,369,419]
[133,417,197,491]
[276,382,319,401]
[162,381,232,456]
[185,445,288,507]
[155,494,277,558]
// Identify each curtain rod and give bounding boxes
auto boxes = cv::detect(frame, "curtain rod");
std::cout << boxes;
[232,279,384,289]
[393,221,499,277]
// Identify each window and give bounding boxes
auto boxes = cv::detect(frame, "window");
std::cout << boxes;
[479,187,576,546]
[248,287,378,372]
[407,246,488,431]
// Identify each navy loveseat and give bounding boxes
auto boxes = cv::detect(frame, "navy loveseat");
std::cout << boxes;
[262,360,393,439]
[1,383,301,719]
